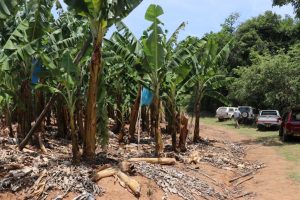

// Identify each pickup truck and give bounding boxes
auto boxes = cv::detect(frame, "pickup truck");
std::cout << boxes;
[256,110,281,130]
[279,108,300,142]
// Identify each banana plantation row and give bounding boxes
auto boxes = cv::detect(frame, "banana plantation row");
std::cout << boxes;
[0,0,231,163]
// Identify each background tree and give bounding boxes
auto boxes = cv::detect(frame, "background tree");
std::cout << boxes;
[229,44,300,114]
[273,0,300,17]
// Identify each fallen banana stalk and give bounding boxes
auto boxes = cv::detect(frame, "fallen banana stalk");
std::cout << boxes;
[92,167,141,197]
[116,170,141,197]
[127,157,176,165]
[92,167,118,182]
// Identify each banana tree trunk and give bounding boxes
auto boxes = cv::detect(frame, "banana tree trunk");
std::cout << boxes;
[116,93,125,142]
[178,113,188,152]
[165,100,176,152]
[107,104,115,119]
[5,106,13,138]
[57,101,69,138]
[18,80,32,140]
[113,93,123,134]
[170,103,177,152]
[164,103,171,135]
[76,99,85,144]
[84,42,102,160]
[35,83,45,133]
[193,100,201,143]
[153,87,163,156]
[128,86,142,142]
[70,111,80,163]
[19,92,57,151]
[150,103,155,138]
[141,106,149,132]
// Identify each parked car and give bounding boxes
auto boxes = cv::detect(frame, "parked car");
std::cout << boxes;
[216,107,238,121]
[256,110,281,130]
[279,108,300,142]
[238,106,255,124]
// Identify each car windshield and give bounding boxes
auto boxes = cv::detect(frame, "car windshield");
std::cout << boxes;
[291,110,300,121]
[261,111,277,116]
[239,107,250,112]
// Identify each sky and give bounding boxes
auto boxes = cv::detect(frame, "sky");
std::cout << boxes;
[56,0,295,40]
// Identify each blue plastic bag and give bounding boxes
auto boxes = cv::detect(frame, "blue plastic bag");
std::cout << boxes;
[31,60,42,84]
[141,87,153,106]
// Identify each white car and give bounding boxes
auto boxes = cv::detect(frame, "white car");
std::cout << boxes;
[256,110,281,130]
[216,107,238,121]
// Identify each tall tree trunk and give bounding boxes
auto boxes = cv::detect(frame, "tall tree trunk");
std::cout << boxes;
[153,88,163,156]
[128,86,142,142]
[70,111,80,163]
[84,42,102,161]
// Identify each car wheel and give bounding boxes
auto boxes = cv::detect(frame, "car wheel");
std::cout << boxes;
[241,112,248,118]
[218,118,223,122]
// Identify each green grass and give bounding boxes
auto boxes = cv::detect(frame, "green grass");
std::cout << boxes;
[201,117,278,137]
[289,171,300,183]
[201,117,300,183]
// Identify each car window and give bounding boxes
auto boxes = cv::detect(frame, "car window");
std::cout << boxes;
[239,107,250,112]
[261,111,277,116]
[291,110,300,121]
[218,107,227,112]
[229,108,234,112]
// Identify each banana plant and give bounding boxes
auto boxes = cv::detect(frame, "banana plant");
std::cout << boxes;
[64,0,143,160]
[187,37,232,142]
[36,50,82,163]
[103,21,143,142]
[0,0,56,139]
[162,65,191,152]
[0,71,18,138]
[0,0,19,20]
[140,4,167,156]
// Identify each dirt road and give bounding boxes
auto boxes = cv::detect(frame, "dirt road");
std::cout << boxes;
[201,123,300,200]
[90,123,300,200]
